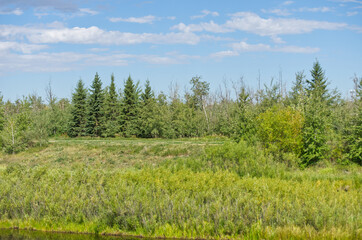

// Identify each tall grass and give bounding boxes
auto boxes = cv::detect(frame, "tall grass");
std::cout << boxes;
[0,164,360,239]
[0,138,361,239]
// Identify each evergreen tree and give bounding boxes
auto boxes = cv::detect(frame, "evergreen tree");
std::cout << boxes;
[141,80,154,102]
[120,75,139,136]
[306,60,329,101]
[234,85,255,142]
[300,61,330,167]
[0,93,4,131]
[86,73,104,137]
[345,76,362,164]
[289,71,306,108]
[68,79,87,137]
[103,74,120,137]
[139,80,157,138]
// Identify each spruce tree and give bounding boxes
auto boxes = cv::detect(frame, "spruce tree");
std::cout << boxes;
[103,74,119,137]
[345,76,362,164]
[306,60,329,101]
[68,79,87,137]
[86,73,104,137]
[141,80,154,102]
[120,75,139,136]
[0,93,4,131]
[300,61,330,167]
[289,71,306,108]
[139,80,157,138]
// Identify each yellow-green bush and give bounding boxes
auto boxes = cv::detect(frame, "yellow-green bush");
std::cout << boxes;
[257,105,304,156]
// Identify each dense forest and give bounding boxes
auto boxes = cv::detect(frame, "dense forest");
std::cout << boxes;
[0,60,361,167]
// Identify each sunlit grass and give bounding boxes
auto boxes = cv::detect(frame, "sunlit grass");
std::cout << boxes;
[0,138,361,239]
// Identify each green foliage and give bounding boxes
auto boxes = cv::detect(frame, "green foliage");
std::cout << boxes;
[46,98,71,136]
[103,74,119,137]
[289,71,306,109]
[0,94,4,131]
[300,61,331,168]
[258,105,304,157]
[86,73,105,137]
[0,163,360,239]
[187,76,210,111]
[307,60,329,101]
[234,85,256,142]
[344,76,362,164]
[141,79,154,102]
[68,80,87,137]
[138,81,158,138]
[120,75,139,137]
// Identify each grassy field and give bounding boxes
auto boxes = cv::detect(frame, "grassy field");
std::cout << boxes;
[0,137,361,239]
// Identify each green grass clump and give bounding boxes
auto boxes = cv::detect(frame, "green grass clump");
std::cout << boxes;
[0,165,360,239]
[0,138,361,239]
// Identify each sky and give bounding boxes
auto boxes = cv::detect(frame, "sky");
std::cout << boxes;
[0,0,361,101]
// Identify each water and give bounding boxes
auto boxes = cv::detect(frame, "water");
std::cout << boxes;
[0,229,141,240]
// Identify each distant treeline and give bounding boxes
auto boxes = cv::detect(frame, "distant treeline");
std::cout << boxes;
[0,60,361,167]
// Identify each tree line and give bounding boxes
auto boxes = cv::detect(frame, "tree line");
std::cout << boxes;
[0,60,361,167]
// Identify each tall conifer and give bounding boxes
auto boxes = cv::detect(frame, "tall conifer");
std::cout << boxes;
[68,79,87,137]
[86,73,104,137]
[120,75,139,136]
[300,61,330,167]
[103,74,119,137]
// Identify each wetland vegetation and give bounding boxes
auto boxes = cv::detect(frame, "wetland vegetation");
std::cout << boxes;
[0,61,361,239]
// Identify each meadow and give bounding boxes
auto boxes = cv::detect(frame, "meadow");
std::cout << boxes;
[0,138,361,239]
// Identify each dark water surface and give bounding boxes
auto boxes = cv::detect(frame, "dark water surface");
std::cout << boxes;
[0,229,143,240]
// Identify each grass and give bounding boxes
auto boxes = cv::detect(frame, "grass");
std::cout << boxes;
[0,137,361,239]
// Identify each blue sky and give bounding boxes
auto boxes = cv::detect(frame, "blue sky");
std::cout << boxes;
[0,0,361,101]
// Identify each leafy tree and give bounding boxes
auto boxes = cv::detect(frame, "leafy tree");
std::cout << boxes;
[258,79,282,111]
[344,76,362,164]
[1,101,32,154]
[257,105,304,156]
[234,85,256,142]
[68,79,87,137]
[120,75,140,137]
[103,74,120,137]
[289,71,306,109]
[86,73,105,137]
[48,98,71,136]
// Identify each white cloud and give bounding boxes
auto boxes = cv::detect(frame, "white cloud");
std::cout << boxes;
[211,41,320,58]
[231,41,272,52]
[0,8,23,15]
[275,45,319,53]
[210,50,239,58]
[33,7,98,19]
[297,7,333,13]
[109,15,158,24]
[232,41,319,53]
[110,15,176,24]
[347,11,359,16]
[171,21,232,33]
[174,12,349,39]
[225,12,347,36]
[0,50,200,73]
[191,10,219,20]
[0,24,201,45]
[332,0,362,4]
[79,8,98,16]
[0,41,47,53]
[262,8,291,16]
[283,1,294,5]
